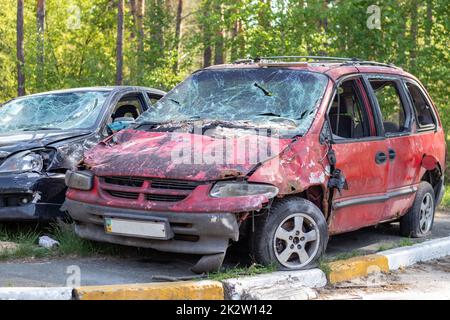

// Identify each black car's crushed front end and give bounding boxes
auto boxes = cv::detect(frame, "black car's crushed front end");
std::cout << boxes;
[0,172,67,221]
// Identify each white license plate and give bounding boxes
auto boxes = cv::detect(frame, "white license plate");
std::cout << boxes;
[104,218,167,239]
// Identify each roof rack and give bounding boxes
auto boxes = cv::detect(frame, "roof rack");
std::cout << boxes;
[233,56,400,69]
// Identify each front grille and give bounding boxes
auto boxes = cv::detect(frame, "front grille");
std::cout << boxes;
[145,194,187,202]
[150,179,201,191]
[104,177,144,187]
[101,176,205,203]
[103,176,202,190]
[107,190,139,200]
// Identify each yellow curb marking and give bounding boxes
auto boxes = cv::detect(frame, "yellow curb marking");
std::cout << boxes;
[328,254,389,284]
[74,280,224,300]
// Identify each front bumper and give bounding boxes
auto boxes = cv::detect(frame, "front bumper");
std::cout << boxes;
[0,172,67,221]
[64,199,240,255]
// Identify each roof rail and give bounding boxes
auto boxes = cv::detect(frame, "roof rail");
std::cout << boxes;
[233,56,400,69]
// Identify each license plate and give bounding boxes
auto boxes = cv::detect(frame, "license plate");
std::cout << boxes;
[104,218,167,239]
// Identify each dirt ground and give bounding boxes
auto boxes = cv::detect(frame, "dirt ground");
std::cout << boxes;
[317,256,450,300]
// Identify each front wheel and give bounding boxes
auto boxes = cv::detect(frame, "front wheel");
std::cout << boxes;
[251,197,328,270]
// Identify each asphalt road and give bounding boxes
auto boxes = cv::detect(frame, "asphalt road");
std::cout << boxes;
[0,211,449,288]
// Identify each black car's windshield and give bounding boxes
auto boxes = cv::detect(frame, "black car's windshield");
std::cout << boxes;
[0,91,109,133]
[137,68,328,135]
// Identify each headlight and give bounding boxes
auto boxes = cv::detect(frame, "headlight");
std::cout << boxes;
[65,170,94,191]
[0,151,44,173]
[210,182,278,199]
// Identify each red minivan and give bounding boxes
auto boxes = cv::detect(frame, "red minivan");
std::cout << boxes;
[63,57,446,273]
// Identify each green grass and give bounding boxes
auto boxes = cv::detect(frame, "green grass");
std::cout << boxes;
[439,187,450,209]
[318,258,332,277]
[0,221,125,261]
[326,250,365,262]
[377,238,414,252]
[0,225,52,261]
[208,263,276,281]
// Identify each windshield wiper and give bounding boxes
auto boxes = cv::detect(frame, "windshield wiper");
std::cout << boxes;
[22,127,62,131]
[257,112,281,117]
[254,83,272,96]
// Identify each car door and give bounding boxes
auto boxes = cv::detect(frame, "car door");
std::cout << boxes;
[326,76,390,234]
[366,76,418,220]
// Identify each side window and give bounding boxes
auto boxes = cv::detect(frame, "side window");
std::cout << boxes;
[405,82,435,129]
[147,93,163,106]
[113,93,145,121]
[369,79,408,134]
[328,79,371,139]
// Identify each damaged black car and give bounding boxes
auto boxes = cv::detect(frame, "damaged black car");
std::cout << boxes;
[0,86,165,221]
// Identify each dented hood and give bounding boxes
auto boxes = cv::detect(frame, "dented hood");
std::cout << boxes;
[84,129,292,181]
[0,130,91,156]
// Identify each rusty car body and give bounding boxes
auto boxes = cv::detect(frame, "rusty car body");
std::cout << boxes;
[63,57,445,272]
[0,86,165,221]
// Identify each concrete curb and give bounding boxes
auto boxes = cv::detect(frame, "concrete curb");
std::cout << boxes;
[327,236,450,284]
[0,287,73,300]
[222,269,327,300]
[73,280,224,300]
[379,236,450,270]
[328,254,389,284]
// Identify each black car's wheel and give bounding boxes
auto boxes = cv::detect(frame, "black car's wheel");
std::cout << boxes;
[400,181,435,238]
[251,197,328,270]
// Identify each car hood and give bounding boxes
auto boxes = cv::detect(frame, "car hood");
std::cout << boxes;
[84,129,293,181]
[0,130,91,156]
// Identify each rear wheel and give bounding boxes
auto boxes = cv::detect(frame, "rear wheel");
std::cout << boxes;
[400,181,435,238]
[251,198,328,270]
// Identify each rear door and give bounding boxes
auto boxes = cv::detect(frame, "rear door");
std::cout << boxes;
[366,76,417,219]
[326,76,390,234]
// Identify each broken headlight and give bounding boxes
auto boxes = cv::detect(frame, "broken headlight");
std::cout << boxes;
[210,182,278,199]
[0,151,44,173]
[65,170,94,191]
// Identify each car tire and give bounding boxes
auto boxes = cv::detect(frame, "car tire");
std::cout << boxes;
[251,197,328,270]
[400,181,436,238]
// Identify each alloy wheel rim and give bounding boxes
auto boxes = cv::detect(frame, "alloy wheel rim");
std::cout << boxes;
[419,193,434,233]
[273,213,320,268]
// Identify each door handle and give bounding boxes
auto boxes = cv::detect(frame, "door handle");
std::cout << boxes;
[388,148,396,160]
[375,151,387,164]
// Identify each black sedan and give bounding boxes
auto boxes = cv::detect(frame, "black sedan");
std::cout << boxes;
[0,86,165,221]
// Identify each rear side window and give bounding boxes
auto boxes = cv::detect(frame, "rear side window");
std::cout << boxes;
[369,79,409,135]
[405,82,436,129]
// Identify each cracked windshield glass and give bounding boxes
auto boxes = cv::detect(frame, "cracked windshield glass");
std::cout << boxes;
[0,91,109,133]
[138,68,329,136]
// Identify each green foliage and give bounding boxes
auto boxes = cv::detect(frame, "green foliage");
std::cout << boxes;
[0,0,448,134]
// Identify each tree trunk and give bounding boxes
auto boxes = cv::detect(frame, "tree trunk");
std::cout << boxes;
[213,2,224,65]
[17,0,25,96]
[172,0,183,73]
[129,0,137,40]
[230,19,239,62]
[409,0,418,69]
[202,1,212,68]
[137,0,145,53]
[136,0,145,82]
[37,0,45,90]
[116,0,124,85]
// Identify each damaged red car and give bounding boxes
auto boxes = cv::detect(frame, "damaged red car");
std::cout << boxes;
[63,57,445,273]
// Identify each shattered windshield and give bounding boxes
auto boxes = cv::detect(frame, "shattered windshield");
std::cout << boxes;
[0,91,109,133]
[137,68,328,135]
